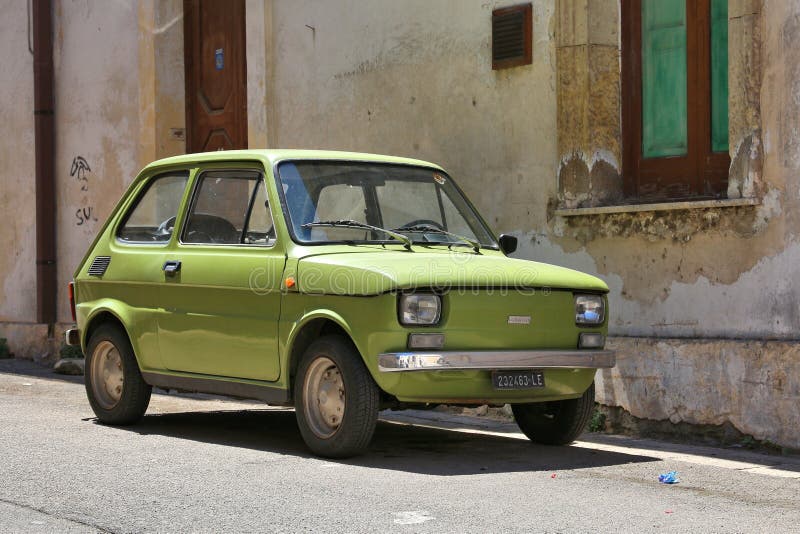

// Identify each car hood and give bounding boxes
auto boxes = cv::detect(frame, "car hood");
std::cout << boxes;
[295,249,608,295]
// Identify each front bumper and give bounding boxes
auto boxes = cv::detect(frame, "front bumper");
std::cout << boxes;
[377,349,615,372]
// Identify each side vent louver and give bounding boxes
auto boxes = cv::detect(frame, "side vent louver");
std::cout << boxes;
[88,256,111,276]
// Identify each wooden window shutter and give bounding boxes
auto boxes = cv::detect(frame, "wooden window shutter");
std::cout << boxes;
[492,4,532,70]
[621,0,730,200]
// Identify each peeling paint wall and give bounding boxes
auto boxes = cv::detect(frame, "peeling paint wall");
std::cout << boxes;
[541,0,800,448]
[544,1,800,341]
[555,0,622,208]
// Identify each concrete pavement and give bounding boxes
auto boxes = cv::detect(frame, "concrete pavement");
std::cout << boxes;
[1,359,798,533]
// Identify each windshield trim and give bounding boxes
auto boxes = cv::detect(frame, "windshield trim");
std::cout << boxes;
[272,159,499,248]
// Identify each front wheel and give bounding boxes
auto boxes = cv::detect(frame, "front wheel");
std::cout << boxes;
[294,336,380,458]
[512,382,595,445]
[85,323,152,425]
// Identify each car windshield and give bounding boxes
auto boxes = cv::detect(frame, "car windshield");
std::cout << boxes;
[276,161,498,248]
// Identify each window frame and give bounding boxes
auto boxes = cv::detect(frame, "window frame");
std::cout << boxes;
[114,170,191,246]
[178,168,278,248]
[621,0,730,201]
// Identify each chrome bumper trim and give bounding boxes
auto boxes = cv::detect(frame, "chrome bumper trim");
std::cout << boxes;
[65,328,81,346]
[377,349,615,372]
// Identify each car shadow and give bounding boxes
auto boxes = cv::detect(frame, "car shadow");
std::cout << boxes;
[105,408,659,476]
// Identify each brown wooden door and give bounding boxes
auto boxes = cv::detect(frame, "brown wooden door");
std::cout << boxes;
[184,0,248,153]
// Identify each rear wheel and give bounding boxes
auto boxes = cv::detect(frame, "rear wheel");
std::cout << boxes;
[294,336,379,458]
[512,382,595,445]
[85,323,151,425]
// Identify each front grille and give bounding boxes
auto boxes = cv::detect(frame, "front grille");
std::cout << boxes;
[87,256,111,276]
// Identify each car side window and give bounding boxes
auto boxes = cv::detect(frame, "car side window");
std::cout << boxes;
[243,180,276,245]
[183,170,274,246]
[117,173,189,243]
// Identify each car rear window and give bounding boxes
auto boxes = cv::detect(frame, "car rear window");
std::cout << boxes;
[117,172,189,243]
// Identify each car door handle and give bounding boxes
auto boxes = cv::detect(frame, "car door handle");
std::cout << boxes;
[162,260,182,275]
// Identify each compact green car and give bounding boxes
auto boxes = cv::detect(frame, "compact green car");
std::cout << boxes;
[66,150,614,457]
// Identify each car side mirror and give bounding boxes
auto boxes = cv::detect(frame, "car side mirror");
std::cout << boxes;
[498,234,518,255]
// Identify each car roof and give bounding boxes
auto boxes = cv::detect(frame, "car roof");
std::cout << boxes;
[143,149,445,173]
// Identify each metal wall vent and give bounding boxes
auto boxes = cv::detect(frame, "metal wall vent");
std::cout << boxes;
[492,3,533,70]
[88,256,111,276]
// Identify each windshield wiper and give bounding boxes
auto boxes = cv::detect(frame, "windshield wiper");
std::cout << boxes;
[394,224,481,253]
[302,219,412,250]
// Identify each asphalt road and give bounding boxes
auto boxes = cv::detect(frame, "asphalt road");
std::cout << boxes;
[1,359,798,533]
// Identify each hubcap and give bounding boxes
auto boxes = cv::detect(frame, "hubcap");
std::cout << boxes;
[90,340,124,410]
[303,356,345,439]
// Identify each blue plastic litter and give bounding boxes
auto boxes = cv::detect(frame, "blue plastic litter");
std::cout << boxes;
[659,471,679,484]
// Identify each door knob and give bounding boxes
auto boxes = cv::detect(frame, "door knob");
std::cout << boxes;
[162,260,182,275]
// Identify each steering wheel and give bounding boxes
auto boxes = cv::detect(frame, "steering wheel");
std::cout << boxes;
[397,219,444,231]
[155,216,177,237]
[187,230,212,243]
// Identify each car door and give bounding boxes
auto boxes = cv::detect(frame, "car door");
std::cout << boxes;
[156,166,285,381]
[108,171,191,369]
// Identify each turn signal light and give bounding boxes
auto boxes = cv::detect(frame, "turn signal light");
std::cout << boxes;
[407,333,445,349]
[578,332,605,349]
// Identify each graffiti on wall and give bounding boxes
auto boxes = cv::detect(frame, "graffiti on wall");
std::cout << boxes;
[70,156,98,226]
[70,156,90,191]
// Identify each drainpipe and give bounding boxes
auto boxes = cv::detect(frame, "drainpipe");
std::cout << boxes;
[32,0,56,325]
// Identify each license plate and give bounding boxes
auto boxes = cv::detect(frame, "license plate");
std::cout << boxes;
[492,370,545,390]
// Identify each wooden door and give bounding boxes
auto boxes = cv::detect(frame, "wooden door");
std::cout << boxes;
[184,0,248,153]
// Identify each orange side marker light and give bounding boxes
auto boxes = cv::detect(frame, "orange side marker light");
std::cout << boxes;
[285,276,296,288]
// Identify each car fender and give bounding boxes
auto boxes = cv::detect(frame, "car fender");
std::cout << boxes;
[282,308,369,379]
[80,299,162,371]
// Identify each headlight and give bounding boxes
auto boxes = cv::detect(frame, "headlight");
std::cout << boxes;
[399,294,441,325]
[575,294,605,325]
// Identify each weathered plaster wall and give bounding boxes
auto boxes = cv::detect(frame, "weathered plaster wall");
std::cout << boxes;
[268,0,558,233]
[53,1,145,325]
[728,0,763,199]
[246,0,270,148]
[0,0,37,324]
[597,337,800,449]
[555,204,797,338]
[542,0,800,448]
[556,0,623,208]
[1,1,183,358]
[543,0,799,341]
[153,0,186,160]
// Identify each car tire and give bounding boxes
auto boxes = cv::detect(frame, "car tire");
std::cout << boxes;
[512,382,595,445]
[85,323,152,425]
[294,336,380,458]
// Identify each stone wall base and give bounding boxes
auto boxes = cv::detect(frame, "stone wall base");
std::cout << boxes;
[0,322,72,364]
[597,336,800,450]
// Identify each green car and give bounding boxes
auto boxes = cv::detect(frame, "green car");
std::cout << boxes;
[66,150,614,458]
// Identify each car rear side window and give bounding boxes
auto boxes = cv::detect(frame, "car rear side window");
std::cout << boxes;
[182,170,275,246]
[117,172,189,243]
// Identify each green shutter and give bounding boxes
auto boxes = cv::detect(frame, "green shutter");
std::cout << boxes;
[711,0,729,153]
[641,0,687,158]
